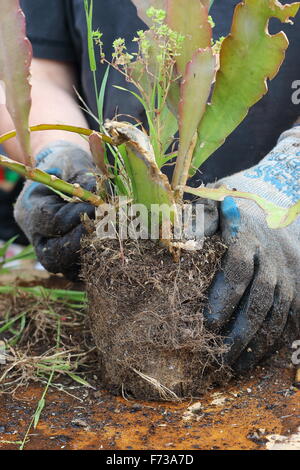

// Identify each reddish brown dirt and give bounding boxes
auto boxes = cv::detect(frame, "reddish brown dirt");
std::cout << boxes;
[0,352,299,450]
[0,270,299,450]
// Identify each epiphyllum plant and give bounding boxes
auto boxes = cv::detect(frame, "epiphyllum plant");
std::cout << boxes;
[0,0,299,245]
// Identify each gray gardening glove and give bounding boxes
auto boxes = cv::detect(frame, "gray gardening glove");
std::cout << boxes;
[14,141,97,280]
[204,125,300,372]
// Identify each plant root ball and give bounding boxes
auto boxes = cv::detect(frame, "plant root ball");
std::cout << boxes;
[81,236,230,401]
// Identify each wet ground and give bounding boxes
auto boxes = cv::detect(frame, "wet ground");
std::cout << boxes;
[0,362,299,450]
[0,268,299,450]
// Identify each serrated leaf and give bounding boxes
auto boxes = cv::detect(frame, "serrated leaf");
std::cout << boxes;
[190,0,300,175]
[166,0,212,75]
[0,0,32,164]
[185,185,300,229]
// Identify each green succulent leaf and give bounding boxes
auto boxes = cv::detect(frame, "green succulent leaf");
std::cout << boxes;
[159,105,179,157]
[166,0,212,75]
[172,47,216,190]
[105,121,175,218]
[0,0,32,164]
[190,0,300,176]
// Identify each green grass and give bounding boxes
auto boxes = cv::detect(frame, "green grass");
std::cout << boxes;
[0,279,95,450]
[0,237,36,274]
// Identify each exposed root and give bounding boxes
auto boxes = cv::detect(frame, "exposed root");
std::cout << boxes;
[130,367,180,402]
[82,235,231,400]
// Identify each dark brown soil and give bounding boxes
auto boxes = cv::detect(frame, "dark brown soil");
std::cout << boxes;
[81,236,229,401]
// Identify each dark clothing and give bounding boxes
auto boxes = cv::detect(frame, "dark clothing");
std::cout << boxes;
[20,0,300,184]
[0,179,28,244]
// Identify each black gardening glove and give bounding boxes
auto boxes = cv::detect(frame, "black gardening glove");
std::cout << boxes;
[204,126,300,373]
[14,141,96,280]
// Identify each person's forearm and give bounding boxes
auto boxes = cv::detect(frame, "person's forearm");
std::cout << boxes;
[0,58,90,163]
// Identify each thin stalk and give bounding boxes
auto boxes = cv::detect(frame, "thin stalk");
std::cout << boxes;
[0,124,112,146]
[0,123,114,206]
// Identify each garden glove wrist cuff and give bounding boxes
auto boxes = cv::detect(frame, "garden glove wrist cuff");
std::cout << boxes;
[33,140,95,181]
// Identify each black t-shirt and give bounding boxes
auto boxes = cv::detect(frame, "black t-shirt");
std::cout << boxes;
[20,0,300,185]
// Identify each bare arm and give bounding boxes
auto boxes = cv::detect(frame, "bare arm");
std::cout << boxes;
[0,58,90,163]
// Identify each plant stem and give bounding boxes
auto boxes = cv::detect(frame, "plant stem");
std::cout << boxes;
[172,132,198,199]
[0,153,104,207]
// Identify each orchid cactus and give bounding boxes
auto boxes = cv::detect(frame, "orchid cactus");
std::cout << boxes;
[0,0,299,244]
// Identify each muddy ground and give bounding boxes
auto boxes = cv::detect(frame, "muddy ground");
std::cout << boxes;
[0,268,299,451]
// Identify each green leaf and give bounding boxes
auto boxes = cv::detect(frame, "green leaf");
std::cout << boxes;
[190,0,300,175]
[66,372,94,388]
[0,0,32,165]
[97,65,110,125]
[159,104,178,157]
[0,312,26,334]
[105,121,175,218]
[84,0,96,72]
[166,0,212,74]
[0,285,87,305]
[172,48,216,190]
[2,244,36,266]
[185,185,300,229]
[33,398,45,429]
[166,80,181,118]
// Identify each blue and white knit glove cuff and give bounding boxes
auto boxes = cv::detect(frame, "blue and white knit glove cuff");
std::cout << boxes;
[218,125,300,226]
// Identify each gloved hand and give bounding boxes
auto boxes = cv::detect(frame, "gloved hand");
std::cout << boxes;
[204,125,300,372]
[14,141,96,280]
